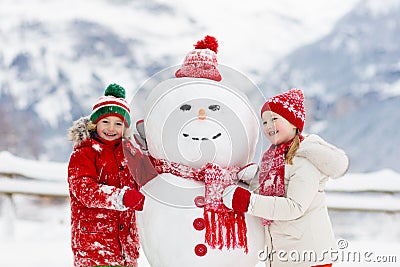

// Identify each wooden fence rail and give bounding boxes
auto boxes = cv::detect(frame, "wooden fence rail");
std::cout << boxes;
[0,171,69,240]
[0,176,69,198]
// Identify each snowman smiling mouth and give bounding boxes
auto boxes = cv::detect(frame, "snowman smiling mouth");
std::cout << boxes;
[182,132,222,141]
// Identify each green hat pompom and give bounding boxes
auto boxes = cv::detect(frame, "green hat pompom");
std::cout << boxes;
[105,83,126,99]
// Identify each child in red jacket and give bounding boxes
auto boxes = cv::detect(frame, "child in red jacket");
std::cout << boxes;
[67,83,157,267]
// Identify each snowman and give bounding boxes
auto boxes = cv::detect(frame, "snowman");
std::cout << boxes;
[135,36,264,267]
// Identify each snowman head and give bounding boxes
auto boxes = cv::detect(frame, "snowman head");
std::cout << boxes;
[143,36,259,169]
[145,77,259,168]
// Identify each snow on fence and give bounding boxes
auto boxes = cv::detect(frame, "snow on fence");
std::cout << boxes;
[0,151,68,239]
[0,151,69,197]
[325,169,400,213]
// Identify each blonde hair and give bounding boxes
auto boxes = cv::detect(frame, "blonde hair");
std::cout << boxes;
[87,120,97,132]
[286,130,301,165]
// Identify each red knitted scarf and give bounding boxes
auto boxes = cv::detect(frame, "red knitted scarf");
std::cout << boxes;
[259,135,303,225]
[153,159,248,253]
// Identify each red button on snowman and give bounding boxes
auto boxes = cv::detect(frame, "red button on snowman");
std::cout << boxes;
[136,36,264,267]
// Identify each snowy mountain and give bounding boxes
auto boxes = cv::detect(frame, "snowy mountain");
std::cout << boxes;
[260,0,400,172]
[2,0,399,172]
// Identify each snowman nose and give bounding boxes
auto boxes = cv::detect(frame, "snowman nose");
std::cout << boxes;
[198,108,206,120]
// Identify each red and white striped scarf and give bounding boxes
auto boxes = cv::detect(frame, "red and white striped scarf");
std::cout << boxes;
[153,159,248,253]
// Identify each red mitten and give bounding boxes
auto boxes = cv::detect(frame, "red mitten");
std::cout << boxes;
[232,186,251,212]
[222,185,251,213]
[123,189,145,211]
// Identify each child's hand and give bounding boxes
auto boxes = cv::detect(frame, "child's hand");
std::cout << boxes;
[123,189,145,211]
[222,185,251,213]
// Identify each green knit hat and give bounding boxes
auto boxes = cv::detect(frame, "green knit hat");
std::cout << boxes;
[90,84,131,127]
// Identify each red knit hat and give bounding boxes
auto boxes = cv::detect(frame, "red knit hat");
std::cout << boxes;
[175,35,222,81]
[90,83,131,127]
[260,88,306,132]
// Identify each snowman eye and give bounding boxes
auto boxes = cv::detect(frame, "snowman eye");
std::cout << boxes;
[209,105,220,111]
[180,104,191,111]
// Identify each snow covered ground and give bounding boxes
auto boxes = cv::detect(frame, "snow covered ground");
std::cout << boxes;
[1,196,399,267]
[1,152,400,266]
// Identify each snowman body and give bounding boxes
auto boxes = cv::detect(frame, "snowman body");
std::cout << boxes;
[137,77,264,267]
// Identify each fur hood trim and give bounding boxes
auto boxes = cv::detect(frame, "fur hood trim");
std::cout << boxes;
[68,116,92,147]
[68,116,133,147]
[296,134,349,179]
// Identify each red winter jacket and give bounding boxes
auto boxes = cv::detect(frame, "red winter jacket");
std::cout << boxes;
[68,124,157,267]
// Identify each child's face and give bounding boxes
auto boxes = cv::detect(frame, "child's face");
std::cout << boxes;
[96,116,124,141]
[261,111,297,145]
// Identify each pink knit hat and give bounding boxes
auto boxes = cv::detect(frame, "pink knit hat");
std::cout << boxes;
[260,88,306,132]
[175,35,222,81]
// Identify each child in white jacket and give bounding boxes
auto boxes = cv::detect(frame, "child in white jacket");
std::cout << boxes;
[223,88,349,267]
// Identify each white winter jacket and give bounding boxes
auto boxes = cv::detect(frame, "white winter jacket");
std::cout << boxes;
[249,134,349,267]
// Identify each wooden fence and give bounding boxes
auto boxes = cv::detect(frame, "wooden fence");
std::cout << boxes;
[325,169,400,213]
[0,151,69,239]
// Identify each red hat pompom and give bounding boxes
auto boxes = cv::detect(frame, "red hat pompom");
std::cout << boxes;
[175,35,222,81]
[194,35,218,54]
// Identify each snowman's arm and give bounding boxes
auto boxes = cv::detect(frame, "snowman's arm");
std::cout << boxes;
[237,163,259,184]
[133,119,148,153]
